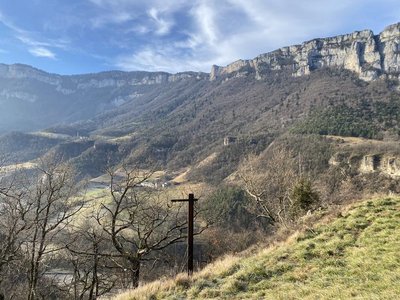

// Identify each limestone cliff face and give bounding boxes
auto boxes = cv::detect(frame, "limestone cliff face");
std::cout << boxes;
[329,152,400,178]
[210,23,400,81]
[359,155,400,177]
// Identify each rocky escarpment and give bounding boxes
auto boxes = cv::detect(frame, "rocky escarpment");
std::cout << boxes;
[330,152,400,178]
[0,64,207,93]
[210,23,400,82]
[359,155,400,177]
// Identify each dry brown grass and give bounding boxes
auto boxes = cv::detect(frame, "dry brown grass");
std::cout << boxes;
[327,135,400,154]
[171,168,190,184]
[113,254,242,300]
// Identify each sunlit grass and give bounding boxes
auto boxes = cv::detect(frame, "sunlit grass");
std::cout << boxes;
[0,161,37,173]
[115,196,400,300]
[31,131,72,140]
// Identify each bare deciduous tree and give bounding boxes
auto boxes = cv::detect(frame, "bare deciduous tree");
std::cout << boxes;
[92,166,193,288]
[0,159,84,300]
[1,160,207,298]
[63,224,116,300]
[0,177,31,299]
[239,147,298,224]
[23,161,83,300]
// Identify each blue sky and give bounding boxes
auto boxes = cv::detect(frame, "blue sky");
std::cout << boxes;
[0,0,399,75]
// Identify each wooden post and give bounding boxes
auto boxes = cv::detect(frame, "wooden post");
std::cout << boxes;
[188,193,194,274]
[171,193,198,275]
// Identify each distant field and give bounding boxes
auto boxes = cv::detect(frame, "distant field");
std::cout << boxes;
[326,135,396,146]
[90,169,167,185]
[32,131,73,140]
[75,175,208,226]
[0,161,37,173]
[115,196,400,300]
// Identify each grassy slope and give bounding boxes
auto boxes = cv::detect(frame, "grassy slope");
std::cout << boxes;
[116,197,400,300]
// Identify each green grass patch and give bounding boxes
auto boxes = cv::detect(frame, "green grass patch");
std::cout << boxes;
[130,197,400,299]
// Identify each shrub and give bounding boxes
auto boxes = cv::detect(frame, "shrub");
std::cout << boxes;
[203,186,256,231]
[290,178,320,218]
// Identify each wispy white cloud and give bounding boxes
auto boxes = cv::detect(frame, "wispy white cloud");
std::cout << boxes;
[17,36,50,48]
[88,0,187,11]
[88,0,136,7]
[19,35,63,59]
[148,8,173,36]
[129,25,150,35]
[87,0,186,29]
[29,47,56,59]
[115,46,214,73]
[87,0,143,28]
[0,10,25,34]
[0,9,63,59]
[90,11,134,28]
[191,1,218,46]
[115,1,222,72]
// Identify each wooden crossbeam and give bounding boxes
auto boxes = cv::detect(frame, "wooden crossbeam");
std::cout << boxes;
[171,193,198,275]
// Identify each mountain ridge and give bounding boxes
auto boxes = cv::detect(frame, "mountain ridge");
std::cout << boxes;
[1,22,400,179]
[0,63,208,132]
[0,63,208,86]
[1,22,400,85]
[210,22,400,82]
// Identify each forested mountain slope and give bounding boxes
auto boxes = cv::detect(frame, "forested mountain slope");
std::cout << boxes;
[1,23,400,180]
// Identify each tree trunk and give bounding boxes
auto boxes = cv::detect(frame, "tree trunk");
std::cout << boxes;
[130,260,140,288]
[88,248,99,300]
[27,263,38,300]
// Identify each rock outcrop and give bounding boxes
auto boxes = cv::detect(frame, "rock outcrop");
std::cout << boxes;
[330,152,400,178]
[210,23,400,82]
[359,154,400,177]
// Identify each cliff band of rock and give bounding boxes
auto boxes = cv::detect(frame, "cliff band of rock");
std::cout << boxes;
[210,23,400,82]
[0,63,207,92]
[330,153,400,178]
